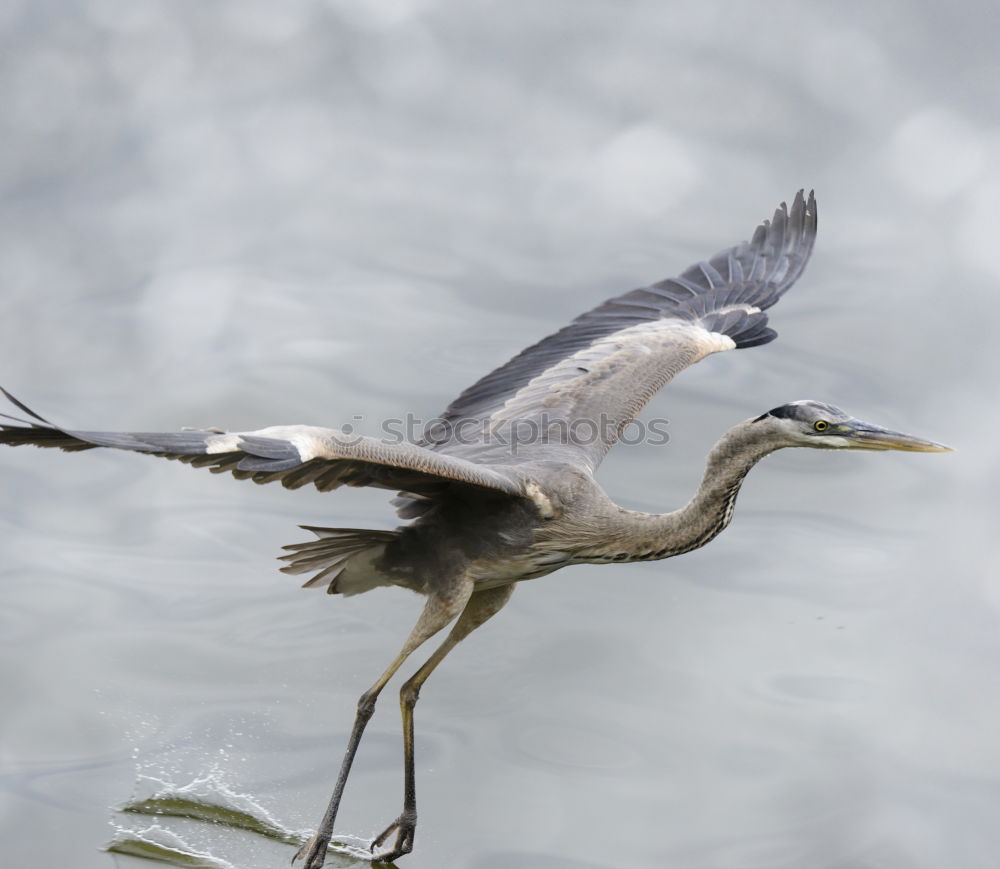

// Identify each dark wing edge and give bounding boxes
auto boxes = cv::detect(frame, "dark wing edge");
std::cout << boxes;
[436,189,817,424]
[0,388,524,499]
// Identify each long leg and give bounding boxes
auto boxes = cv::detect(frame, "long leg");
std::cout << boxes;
[369,584,516,863]
[294,579,474,869]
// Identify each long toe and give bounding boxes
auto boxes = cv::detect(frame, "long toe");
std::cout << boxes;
[370,813,415,863]
[293,833,329,869]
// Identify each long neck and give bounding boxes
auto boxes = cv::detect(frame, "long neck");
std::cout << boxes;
[610,421,780,561]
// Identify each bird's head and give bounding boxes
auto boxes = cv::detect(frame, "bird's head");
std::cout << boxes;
[752,400,952,452]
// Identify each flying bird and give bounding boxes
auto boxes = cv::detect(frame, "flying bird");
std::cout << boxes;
[0,190,950,865]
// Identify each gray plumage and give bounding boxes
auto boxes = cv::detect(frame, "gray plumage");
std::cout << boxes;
[0,190,950,865]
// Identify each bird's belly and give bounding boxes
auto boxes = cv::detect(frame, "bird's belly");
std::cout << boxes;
[467,550,571,589]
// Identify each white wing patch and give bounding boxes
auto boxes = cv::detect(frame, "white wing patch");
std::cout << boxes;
[204,433,242,454]
[700,328,738,353]
[204,425,352,459]
[524,480,556,518]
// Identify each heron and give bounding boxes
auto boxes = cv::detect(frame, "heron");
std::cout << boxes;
[0,190,949,865]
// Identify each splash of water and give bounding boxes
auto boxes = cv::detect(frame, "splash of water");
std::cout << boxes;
[110,770,376,864]
[107,824,237,869]
[118,771,307,845]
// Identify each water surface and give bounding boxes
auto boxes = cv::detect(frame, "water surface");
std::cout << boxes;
[1,3,998,868]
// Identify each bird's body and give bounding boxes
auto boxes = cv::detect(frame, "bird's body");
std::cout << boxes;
[0,191,950,866]
[342,443,745,598]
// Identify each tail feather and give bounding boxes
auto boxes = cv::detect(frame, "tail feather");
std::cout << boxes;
[280,526,399,595]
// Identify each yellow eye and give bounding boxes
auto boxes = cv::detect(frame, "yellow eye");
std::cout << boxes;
[813,420,829,432]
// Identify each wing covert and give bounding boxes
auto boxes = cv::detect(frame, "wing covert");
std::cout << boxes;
[0,389,523,499]
[429,190,817,470]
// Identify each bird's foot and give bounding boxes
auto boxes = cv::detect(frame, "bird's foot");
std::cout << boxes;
[292,831,330,869]
[370,811,415,863]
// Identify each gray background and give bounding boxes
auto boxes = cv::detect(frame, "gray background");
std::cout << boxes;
[1,1,997,868]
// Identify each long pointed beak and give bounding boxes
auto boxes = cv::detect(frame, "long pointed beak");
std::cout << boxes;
[848,421,953,453]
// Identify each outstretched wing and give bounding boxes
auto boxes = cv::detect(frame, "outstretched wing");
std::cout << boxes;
[0,388,522,499]
[431,190,817,471]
